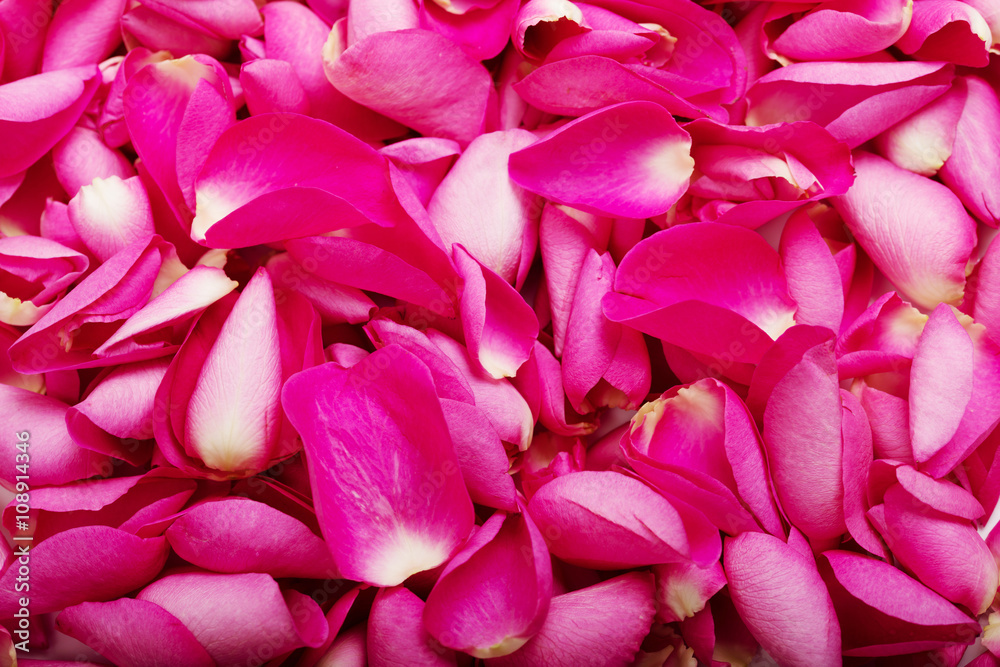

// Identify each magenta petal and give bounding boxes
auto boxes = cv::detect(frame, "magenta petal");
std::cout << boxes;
[840,388,882,556]
[424,509,552,657]
[41,0,124,71]
[563,250,650,412]
[487,572,656,667]
[0,235,88,327]
[328,28,492,145]
[527,470,716,569]
[429,129,540,288]
[0,66,100,178]
[440,399,517,511]
[833,151,976,309]
[57,598,215,667]
[136,571,328,667]
[166,497,338,579]
[240,59,310,116]
[779,209,845,332]
[455,245,539,379]
[724,531,841,667]
[368,587,457,667]
[896,0,991,66]
[819,550,980,656]
[282,346,474,586]
[909,304,974,463]
[508,101,693,218]
[0,526,168,615]
[767,0,911,61]
[940,76,1000,226]
[51,125,136,197]
[193,113,407,247]
[0,386,110,487]
[381,137,460,207]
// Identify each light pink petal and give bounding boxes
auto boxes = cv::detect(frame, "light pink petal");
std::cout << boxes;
[368,587,457,667]
[745,60,954,148]
[317,624,367,666]
[779,209,845,332]
[0,65,100,178]
[896,0,991,66]
[440,399,517,511]
[381,137,460,207]
[487,572,656,667]
[429,129,540,288]
[0,526,168,615]
[819,550,980,656]
[767,0,911,61]
[940,76,1000,226]
[833,151,976,309]
[895,465,985,520]
[41,0,124,71]
[327,28,492,145]
[57,598,215,667]
[909,303,974,463]
[976,234,1000,339]
[166,497,338,579]
[121,5,231,59]
[527,470,717,569]
[0,385,110,487]
[282,346,475,586]
[52,125,135,197]
[874,484,998,614]
[538,204,611,356]
[192,113,407,247]
[137,572,327,667]
[724,531,841,667]
[67,175,155,262]
[184,269,284,475]
[454,245,538,379]
[509,101,693,219]
[424,509,552,658]
[298,586,366,667]
[347,0,418,44]
[653,560,727,624]
[763,340,847,542]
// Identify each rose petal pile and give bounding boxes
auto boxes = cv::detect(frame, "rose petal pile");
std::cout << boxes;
[1,0,1000,665]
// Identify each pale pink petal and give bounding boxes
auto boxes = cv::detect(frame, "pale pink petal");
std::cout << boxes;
[508,101,693,219]
[653,560,727,624]
[873,80,964,177]
[724,531,841,667]
[487,572,656,667]
[424,509,552,658]
[282,346,475,586]
[67,175,155,262]
[832,151,976,309]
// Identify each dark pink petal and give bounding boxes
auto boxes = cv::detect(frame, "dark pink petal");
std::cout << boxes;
[909,304,974,463]
[328,29,492,145]
[267,253,376,326]
[57,598,215,667]
[858,381,912,461]
[0,526,168,615]
[563,250,650,412]
[487,572,656,667]
[136,572,327,667]
[873,484,998,614]
[121,5,230,59]
[51,125,135,197]
[653,560,726,624]
[192,113,408,247]
[765,0,911,61]
[745,60,954,148]
[819,550,979,656]
[0,385,109,487]
[833,151,976,309]
[420,0,521,61]
[0,65,100,178]
[747,324,835,421]
[510,340,597,438]
[724,531,841,667]
[940,76,1000,227]
[840,388,882,556]
[424,509,552,657]
[41,0,124,71]
[380,137,460,207]
[454,245,538,379]
[779,209,845,332]
[513,0,587,61]
[440,399,517,511]
[896,0,991,66]
[141,0,262,39]
[368,587,457,667]
[282,346,474,586]
[508,101,693,219]
[527,470,718,569]
[429,129,540,288]
[166,497,338,578]
[240,59,310,116]
[0,0,52,82]
[894,465,984,520]
[0,235,88,327]
[763,339,847,542]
